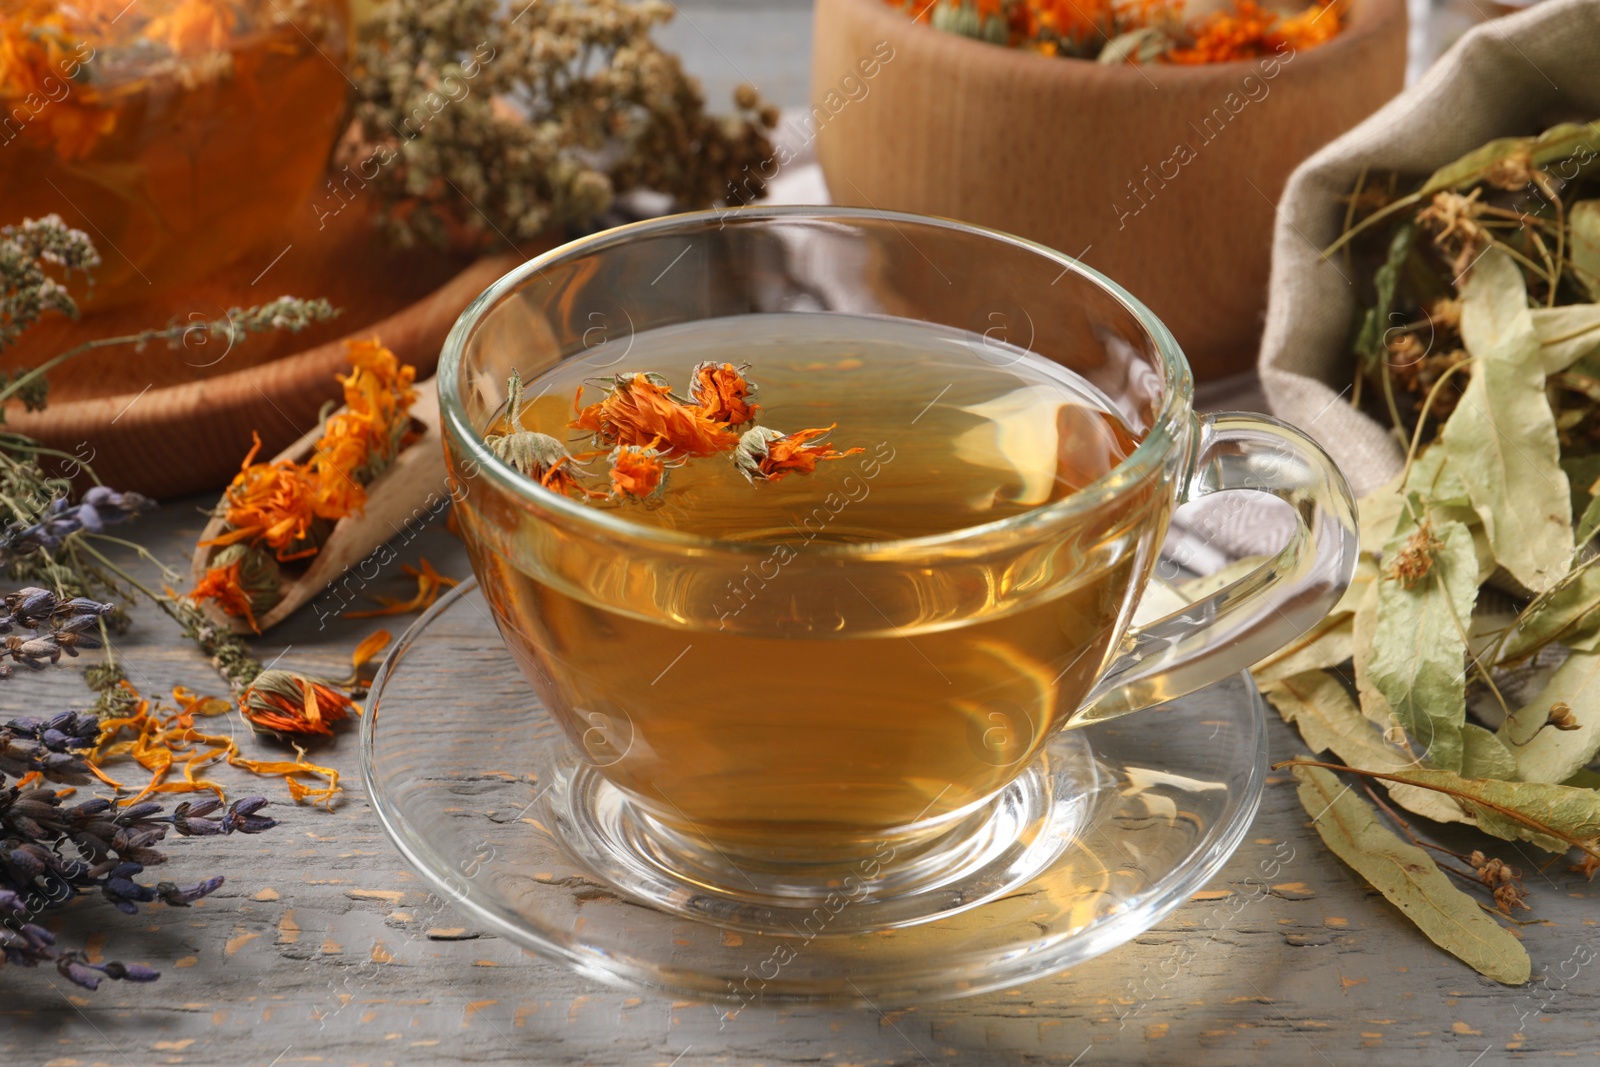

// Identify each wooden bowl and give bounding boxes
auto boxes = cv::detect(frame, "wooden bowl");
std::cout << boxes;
[811,0,1407,379]
[4,195,529,500]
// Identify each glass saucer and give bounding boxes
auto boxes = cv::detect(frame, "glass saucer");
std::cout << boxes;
[360,578,1266,1004]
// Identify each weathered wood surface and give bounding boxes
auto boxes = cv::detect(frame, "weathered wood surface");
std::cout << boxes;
[5,453,1598,1066]
[6,6,1599,1064]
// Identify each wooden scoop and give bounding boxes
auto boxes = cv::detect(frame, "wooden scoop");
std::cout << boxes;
[190,378,449,634]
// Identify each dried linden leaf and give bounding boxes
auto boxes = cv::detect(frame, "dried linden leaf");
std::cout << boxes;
[1366,767,1600,858]
[1265,668,1470,826]
[1292,764,1530,985]
[1459,723,1517,781]
[1499,558,1600,662]
[1367,518,1479,771]
[1569,200,1600,301]
[1358,481,1408,557]
[1530,302,1600,372]
[1498,649,1600,785]
[1440,249,1572,593]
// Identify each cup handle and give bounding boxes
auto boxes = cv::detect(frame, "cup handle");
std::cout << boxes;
[1073,412,1359,726]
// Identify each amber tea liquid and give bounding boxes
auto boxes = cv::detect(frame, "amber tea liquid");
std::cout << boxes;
[462,313,1162,863]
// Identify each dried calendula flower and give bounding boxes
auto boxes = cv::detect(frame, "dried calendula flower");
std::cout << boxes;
[188,543,281,634]
[732,425,866,483]
[241,670,356,736]
[607,441,670,502]
[570,373,740,458]
[689,361,760,426]
[1384,519,1445,589]
[347,559,459,619]
[203,435,322,562]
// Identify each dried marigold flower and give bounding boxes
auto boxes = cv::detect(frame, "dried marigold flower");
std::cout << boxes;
[732,424,866,483]
[188,544,281,633]
[488,430,599,497]
[202,434,323,562]
[1384,520,1444,589]
[347,559,459,619]
[570,373,740,458]
[241,670,356,736]
[688,361,760,426]
[607,441,669,502]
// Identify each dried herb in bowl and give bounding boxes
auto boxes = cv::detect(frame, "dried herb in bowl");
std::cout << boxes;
[881,0,1344,64]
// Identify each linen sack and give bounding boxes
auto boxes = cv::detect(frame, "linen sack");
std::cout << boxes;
[1259,0,1600,498]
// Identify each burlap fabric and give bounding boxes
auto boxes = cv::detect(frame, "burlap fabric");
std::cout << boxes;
[1259,0,1600,498]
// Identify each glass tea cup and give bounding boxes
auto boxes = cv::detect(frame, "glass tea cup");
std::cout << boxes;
[438,206,1356,922]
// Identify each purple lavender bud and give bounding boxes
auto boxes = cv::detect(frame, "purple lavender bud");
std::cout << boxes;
[59,958,102,989]
[101,960,159,982]
[57,598,113,618]
[55,614,100,635]
[8,848,46,876]
[173,818,222,837]
[157,875,224,906]
[80,486,112,507]
[20,923,54,948]
[115,802,164,824]
[178,797,223,818]
[224,797,276,834]
[11,588,54,617]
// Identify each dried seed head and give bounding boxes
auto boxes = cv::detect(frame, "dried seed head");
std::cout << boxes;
[1548,702,1581,732]
[1386,332,1426,368]
[1416,189,1490,279]
[1384,520,1445,589]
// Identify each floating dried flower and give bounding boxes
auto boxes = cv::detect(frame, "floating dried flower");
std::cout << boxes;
[689,361,760,426]
[570,372,740,458]
[732,424,866,483]
[347,560,459,619]
[607,441,670,502]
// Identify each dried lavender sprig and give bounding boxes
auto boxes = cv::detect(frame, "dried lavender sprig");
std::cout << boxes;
[1,487,153,556]
[0,888,159,989]
[1,747,278,991]
[0,589,116,680]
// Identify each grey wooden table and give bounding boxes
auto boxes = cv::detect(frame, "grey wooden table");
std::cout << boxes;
[5,4,1597,1064]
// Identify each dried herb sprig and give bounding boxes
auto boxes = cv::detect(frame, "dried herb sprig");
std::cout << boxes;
[0,586,114,678]
[0,711,278,989]
[343,0,778,250]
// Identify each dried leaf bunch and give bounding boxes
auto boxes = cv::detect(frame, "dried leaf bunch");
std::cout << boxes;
[1235,120,1600,983]
[342,0,779,249]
